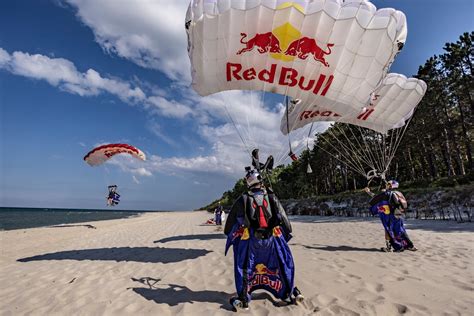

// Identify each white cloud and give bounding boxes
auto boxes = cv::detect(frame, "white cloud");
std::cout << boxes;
[65,0,191,82]
[0,48,145,103]
[131,167,153,177]
[0,48,11,67]
[146,121,178,147]
[146,95,193,119]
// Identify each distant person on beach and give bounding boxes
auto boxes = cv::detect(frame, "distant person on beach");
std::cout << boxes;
[224,168,303,311]
[214,202,224,225]
[364,180,417,252]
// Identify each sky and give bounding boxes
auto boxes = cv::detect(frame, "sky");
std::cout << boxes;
[0,0,473,211]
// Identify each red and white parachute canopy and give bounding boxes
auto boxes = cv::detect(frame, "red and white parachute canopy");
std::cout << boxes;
[186,0,427,178]
[83,144,146,166]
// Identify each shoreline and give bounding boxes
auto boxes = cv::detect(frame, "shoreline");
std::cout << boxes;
[0,208,192,231]
[3,209,473,232]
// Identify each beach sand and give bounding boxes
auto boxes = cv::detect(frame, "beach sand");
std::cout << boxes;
[1,212,472,315]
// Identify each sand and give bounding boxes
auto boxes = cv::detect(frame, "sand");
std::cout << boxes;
[0,212,472,315]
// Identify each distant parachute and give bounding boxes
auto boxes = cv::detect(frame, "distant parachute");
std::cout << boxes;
[83,144,146,166]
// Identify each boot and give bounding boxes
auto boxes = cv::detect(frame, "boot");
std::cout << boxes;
[381,240,392,252]
[230,297,249,311]
[292,287,304,304]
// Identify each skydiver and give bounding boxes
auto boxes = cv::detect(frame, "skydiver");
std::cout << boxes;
[364,180,417,252]
[224,168,303,311]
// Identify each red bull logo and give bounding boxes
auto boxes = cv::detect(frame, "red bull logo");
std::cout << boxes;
[249,264,282,292]
[229,22,335,96]
[231,227,249,241]
[237,23,333,67]
[254,263,279,276]
[237,32,282,55]
[284,37,334,67]
[272,227,282,237]
[378,204,390,215]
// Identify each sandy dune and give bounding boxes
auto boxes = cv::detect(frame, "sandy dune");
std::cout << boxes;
[0,212,472,315]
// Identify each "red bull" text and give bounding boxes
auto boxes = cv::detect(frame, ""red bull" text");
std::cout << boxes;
[249,275,283,292]
[299,110,341,121]
[226,63,334,96]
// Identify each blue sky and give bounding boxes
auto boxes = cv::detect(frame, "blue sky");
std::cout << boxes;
[0,0,472,210]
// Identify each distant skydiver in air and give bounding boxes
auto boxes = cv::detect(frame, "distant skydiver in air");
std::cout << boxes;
[224,166,303,311]
[107,185,120,206]
[364,180,417,252]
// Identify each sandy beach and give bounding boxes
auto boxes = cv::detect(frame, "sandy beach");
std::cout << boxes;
[1,211,472,315]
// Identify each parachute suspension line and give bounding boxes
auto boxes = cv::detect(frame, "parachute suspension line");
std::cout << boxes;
[350,126,382,173]
[332,123,379,173]
[323,128,366,173]
[315,124,369,176]
[385,110,417,176]
[285,96,297,161]
[275,25,311,166]
[326,120,377,174]
[320,130,369,177]
[224,105,253,156]
[193,22,254,157]
[315,138,368,178]
[224,33,256,152]
[353,126,385,174]
[306,123,314,150]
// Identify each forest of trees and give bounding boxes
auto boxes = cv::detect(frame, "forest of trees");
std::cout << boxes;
[204,32,473,209]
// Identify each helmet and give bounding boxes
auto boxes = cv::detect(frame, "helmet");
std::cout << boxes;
[387,180,399,189]
[245,169,262,188]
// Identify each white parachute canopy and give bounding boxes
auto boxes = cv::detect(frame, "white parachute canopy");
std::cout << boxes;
[83,144,146,167]
[186,0,427,174]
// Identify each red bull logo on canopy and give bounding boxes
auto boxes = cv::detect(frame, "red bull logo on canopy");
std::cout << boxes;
[228,21,335,96]
[187,0,427,135]
[237,22,334,67]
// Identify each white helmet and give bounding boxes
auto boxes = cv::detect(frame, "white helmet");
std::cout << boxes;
[245,169,262,188]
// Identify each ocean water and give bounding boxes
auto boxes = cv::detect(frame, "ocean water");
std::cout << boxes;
[0,207,144,231]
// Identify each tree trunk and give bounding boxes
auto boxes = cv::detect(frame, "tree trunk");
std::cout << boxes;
[456,97,473,171]
[407,148,416,179]
[442,128,456,176]
[426,135,438,179]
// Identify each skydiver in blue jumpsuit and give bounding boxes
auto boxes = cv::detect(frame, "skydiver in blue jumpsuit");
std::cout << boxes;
[224,168,303,311]
[365,180,417,252]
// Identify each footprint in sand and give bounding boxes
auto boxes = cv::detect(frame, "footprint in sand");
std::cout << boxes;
[368,283,384,293]
[328,304,359,315]
[394,303,409,314]
[347,273,362,280]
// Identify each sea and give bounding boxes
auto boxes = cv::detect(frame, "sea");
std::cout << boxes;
[0,207,148,231]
